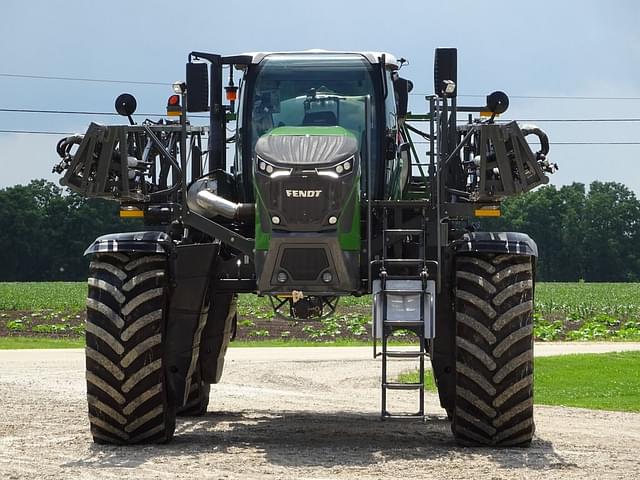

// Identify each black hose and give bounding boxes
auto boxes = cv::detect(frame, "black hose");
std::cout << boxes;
[56,135,83,158]
[521,126,550,156]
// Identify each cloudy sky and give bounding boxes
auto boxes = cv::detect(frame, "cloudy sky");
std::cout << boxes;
[1,0,639,193]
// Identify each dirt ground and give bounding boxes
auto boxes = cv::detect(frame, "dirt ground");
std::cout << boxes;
[1,345,639,480]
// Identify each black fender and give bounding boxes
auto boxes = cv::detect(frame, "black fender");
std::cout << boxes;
[84,231,172,256]
[164,242,220,407]
[453,232,538,257]
[198,292,237,384]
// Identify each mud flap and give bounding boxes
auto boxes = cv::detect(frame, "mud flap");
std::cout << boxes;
[199,293,237,384]
[164,242,220,407]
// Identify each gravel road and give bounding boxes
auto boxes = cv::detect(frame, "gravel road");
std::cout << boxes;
[1,343,639,479]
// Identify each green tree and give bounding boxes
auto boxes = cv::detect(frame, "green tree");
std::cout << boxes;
[582,182,640,281]
[485,181,639,281]
[492,185,581,281]
[0,180,139,281]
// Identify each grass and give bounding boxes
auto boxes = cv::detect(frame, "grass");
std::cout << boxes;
[0,336,411,349]
[534,351,640,412]
[398,351,640,413]
[0,336,84,349]
[231,338,382,347]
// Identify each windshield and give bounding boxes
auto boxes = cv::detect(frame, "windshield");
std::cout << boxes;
[249,53,376,151]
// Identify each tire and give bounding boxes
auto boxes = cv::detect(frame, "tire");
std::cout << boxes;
[177,369,210,417]
[85,252,176,445]
[452,253,535,447]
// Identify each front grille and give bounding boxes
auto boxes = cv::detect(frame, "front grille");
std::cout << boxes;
[280,248,329,281]
[269,178,339,225]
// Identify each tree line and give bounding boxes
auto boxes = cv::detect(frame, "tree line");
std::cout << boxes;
[0,179,638,281]
[0,180,138,281]
[483,181,640,281]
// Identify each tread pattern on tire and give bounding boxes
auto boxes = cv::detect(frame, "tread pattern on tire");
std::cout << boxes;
[177,368,210,417]
[453,253,534,447]
[86,253,175,444]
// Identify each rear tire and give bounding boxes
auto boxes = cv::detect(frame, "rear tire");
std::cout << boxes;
[85,252,176,445]
[177,369,210,417]
[452,253,535,447]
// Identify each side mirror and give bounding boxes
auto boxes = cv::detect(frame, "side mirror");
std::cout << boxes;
[434,48,457,97]
[186,62,209,112]
[393,76,414,118]
[114,93,137,125]
[114,93,137,116]
[486,91,509,114]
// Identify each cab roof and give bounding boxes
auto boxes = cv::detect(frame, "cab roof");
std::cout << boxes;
[236,50,400,70]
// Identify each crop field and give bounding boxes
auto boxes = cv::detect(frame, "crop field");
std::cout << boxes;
[0,282,639,341]
[534,282,640,340]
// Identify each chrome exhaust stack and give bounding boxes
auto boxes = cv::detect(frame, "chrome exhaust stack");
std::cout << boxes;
[187,177,254,220]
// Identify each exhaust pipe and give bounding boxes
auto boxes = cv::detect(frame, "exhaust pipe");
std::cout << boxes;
[187,177,254,220]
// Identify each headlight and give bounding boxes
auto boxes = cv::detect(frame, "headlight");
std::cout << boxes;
[316,155,355,178]
[256,156,292,178]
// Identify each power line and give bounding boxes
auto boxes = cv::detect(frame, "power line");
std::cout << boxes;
[492,95,640,101]
[1,108,126,116]
[411,139,640,146]
[1,129,639,146]
[0,107,208,118]
[2,107,640,125]
[483,118,640,123]
[546,142,640,145]
[0,73,169,86]
[1,72,639,101]
[0,129,75,135]
[411,93,640,100]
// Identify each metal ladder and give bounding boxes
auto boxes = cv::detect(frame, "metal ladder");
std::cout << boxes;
[372,202,429,420]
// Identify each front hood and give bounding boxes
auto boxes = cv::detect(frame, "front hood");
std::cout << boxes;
[255,126,358,166]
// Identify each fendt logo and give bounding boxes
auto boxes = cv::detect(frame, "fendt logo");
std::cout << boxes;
[285,190,322,198]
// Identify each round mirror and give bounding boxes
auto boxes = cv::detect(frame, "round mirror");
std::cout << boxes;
[486,91,509,114]
[114,93,137,117]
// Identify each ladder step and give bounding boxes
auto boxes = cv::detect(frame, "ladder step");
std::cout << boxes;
[382,289,426,295]
[384,229,424,236]
[383,320,424,328]
[385,351,425,358]
[382,413,426,420]
[382,274,429,281]
[372,200,428,207]
[381,259,425,266]
[384,382,423,390]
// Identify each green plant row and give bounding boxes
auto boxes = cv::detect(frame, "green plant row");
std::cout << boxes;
[2,282,640,341]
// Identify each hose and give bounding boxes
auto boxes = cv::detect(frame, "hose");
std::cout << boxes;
[56,135,83,159]
[520,124,550,157]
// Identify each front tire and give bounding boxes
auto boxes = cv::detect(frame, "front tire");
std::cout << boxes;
[452,253,535,447]
[85,252,176,444]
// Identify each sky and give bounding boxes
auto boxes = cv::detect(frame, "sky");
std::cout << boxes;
[1,0,639,193]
